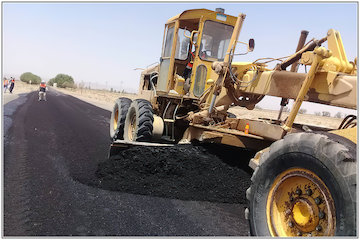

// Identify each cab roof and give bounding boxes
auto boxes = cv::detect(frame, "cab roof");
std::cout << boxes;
[166,8,237,25]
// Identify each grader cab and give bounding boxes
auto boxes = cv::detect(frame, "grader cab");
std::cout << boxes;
[109,8,357,237]
[139,8,250,100]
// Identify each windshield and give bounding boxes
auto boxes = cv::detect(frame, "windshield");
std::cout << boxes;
[199,21,234,61]
[175,28,191,60]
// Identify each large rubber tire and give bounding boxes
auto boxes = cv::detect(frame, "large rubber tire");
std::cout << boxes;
[110,97,132,140]
[124,99,154,142]
[246,132,356,236]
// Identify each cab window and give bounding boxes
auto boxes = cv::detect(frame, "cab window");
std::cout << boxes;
[175,28,191,60]
[162,26,174,58]
[199,21,234,61]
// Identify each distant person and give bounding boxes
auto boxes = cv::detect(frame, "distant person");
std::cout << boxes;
[9,77,15,93]
[3,77,9,93]
[39,81,47,101]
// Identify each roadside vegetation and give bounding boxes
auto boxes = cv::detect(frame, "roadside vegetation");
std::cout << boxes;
[48,74,76,88]
[20,72,42,84]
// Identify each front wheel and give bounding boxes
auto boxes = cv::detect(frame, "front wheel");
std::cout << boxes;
[124,99,154,142]
[246,132,356,237]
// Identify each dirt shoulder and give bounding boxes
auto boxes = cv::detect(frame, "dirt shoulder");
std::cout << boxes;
[3,81,38,104]
[51,87,137,111]
[5,80,39,94]
[52,86,343,129]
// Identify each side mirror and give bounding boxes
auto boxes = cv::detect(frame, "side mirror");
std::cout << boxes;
[234,39,255,56]
[248,39,255,52]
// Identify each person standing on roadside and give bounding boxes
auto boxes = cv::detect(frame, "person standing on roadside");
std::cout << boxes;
[9,77,15,93]
[3,77,9,93]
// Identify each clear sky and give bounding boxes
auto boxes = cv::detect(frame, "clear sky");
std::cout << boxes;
[2,2,358,115]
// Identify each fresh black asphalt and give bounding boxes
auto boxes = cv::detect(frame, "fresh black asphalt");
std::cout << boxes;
[4,89,252,236]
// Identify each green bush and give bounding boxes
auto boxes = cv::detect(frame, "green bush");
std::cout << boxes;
[20,72,41,84]
[62,81,77,89]
[49,74,75,88]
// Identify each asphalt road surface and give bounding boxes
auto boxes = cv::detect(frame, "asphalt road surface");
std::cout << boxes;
[4,89,252,236]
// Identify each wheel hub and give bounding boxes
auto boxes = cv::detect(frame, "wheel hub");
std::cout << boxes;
[128,114,136,141]
[292,200,315,227]
[266,168,336,237]
[291,197,319,233]
[114,109,119,130]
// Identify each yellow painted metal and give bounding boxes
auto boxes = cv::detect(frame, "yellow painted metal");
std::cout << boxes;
[114,108,119,131]
[229,68,356,109]
[189,15,206,98]
[161,8,239,97]
[266,168,335,237]
[292,201,312,226]
[187,13,238,99]
[330,127,357,144]
[207,13,246,114]
[128,114,136,141]
[166,20,180,92]
[174,75,185,95]
[283,47,332,131]
[214,14,246,92]
[166,9,237,26]
[323,29,354,74]
[220,27,356,111]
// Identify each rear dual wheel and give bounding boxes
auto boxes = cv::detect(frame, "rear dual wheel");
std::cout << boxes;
[124,99,154,142]
[247,132,356,236]
[110,97,132,140]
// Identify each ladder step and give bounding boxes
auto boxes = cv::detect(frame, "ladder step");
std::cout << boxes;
[163,119,175,123]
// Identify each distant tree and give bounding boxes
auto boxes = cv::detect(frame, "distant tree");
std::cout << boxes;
[49,74,74,88]
[322,111,331,117]
[299,108,307,114]
[20,72,41,84]
[334,112,343,118]
[314,111,321,116]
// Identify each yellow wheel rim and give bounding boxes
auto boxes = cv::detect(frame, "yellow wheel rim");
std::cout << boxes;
[266,168,336,237]
[113,108,119,131]
[128,114,136,141]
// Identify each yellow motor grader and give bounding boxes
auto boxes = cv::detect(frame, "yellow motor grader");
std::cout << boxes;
[109,8,357,237]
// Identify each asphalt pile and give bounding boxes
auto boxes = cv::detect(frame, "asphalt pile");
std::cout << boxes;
[95,144,254,203]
